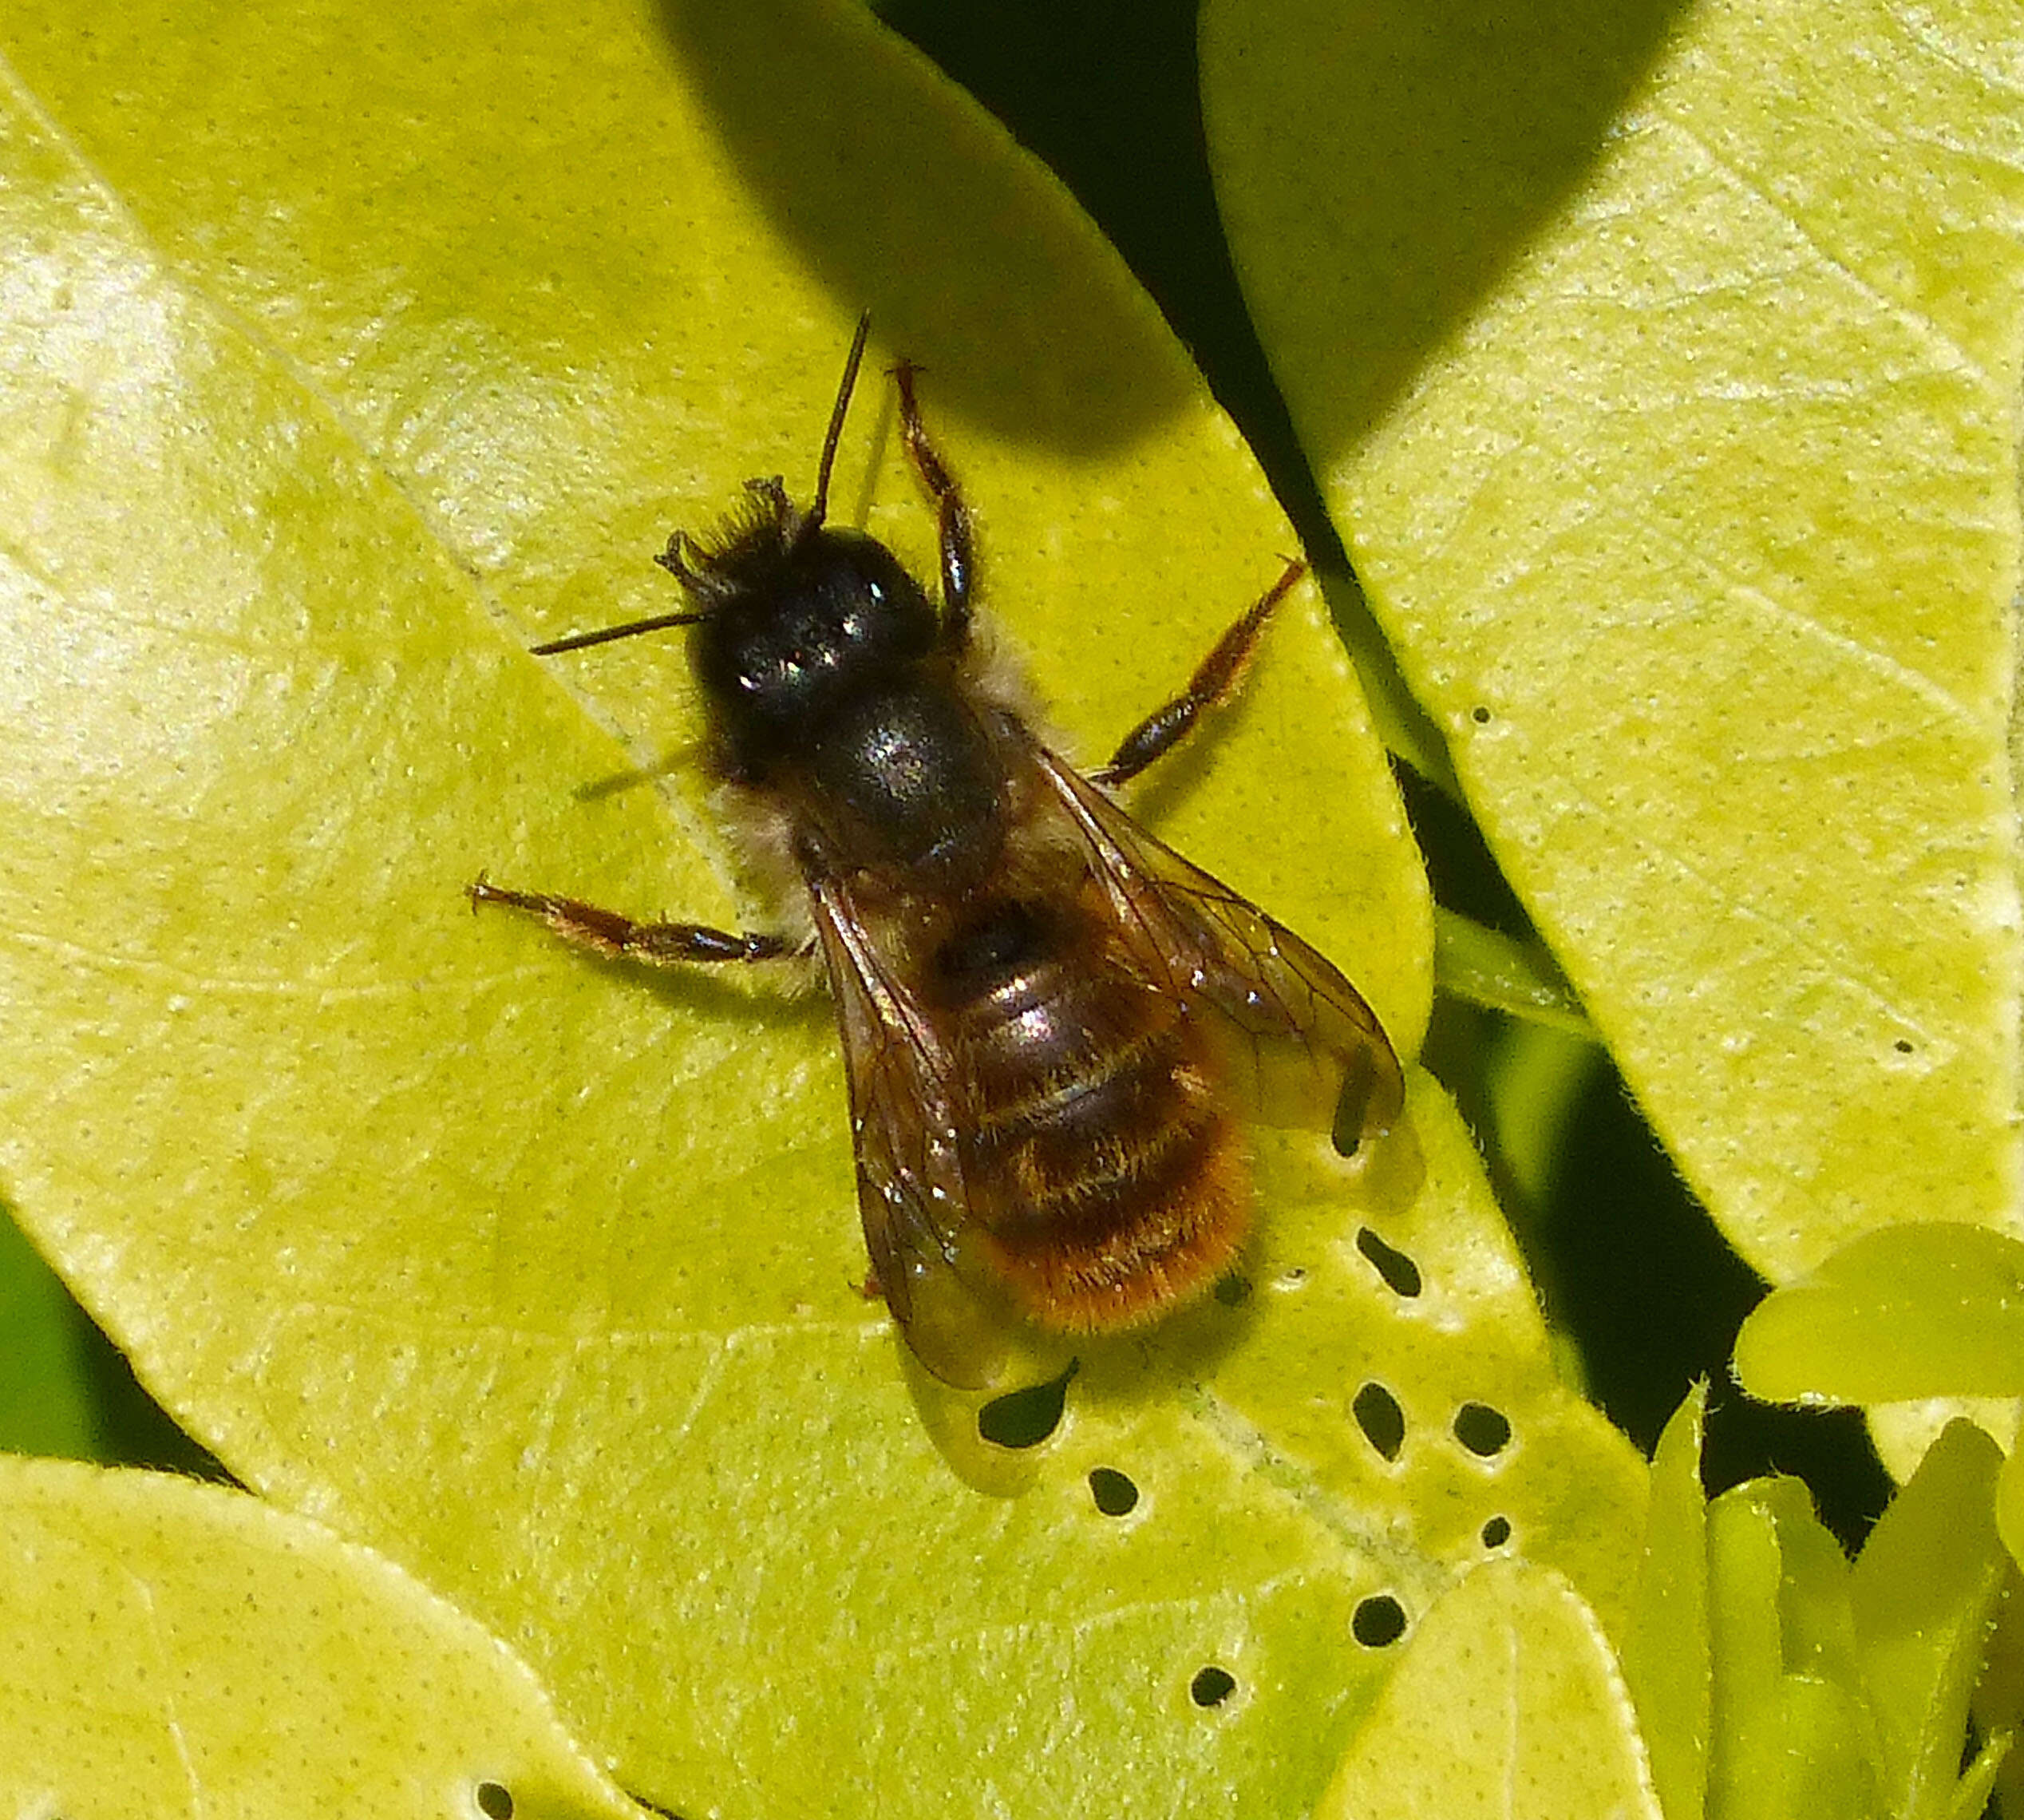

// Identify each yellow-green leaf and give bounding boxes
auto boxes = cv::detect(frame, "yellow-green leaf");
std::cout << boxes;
[1848,1419,2006,1820]
[0,1456,637,1820]
[1705,1478,1876,1820]
[1312,1558,1662,1820]
[0,4,1674,1816]
[1622,1386,1711,1820]
[1203,0,2024,1283]
[1734,1223,2024,1406]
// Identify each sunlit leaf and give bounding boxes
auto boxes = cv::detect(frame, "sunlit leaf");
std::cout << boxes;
[1311,1558,1662,1820]
[0,1456,638,1820]
[1734,1223,2024,1405]
[1204,0,2024,1285]
[1621,1385,1710,1820]
[0,4,1674,1816]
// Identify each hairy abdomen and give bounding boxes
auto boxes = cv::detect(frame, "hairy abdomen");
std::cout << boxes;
[931,893,1247,1330]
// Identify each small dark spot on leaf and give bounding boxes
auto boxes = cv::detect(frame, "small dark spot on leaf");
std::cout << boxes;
[1356,1228,1421,1297]
[1353,1596,1407,1648]
[978,1363,1075,1449]
[1453,1403,1512,1458]
[475,1782,515,1820]
[1352,1382,1406,1462]
[1471,705,1492,724]
[1190,1665,1237,1707]
[1481,1515,1512,1548]
[1089,1466,1140,1516]
[1213,1271,1253,1308]
[1894,1038,1915,1054]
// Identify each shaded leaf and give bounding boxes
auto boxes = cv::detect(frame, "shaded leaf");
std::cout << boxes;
[1849,1420,2007,1820]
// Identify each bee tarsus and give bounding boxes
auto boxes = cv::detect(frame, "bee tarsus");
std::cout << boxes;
[1091,557,1305,788]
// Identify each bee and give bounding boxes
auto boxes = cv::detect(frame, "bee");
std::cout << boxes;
[472,318,1404,1387]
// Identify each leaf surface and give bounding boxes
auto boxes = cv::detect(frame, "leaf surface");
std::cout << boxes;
[0,1456,637,1820]
[1312,1559,1662,1820]
[0,5,1658,1816]
[1203,0,2024,1282]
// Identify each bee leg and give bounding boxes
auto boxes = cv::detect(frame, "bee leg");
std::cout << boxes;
[1091,559,1307,788]
[467,876,796,964]
[892,360,975,646]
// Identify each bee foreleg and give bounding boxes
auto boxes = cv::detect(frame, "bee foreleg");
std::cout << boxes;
[892,360,975,646]
[467,876,796,964]
[1091,559,1306,788]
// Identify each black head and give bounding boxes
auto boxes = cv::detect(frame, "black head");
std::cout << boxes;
[530,315,948,777]
[666,481,943,779]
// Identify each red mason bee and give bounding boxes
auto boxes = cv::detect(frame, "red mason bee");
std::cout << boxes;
[473,320,1403,1385]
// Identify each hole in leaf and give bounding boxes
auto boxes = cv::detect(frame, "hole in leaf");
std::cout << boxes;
[1356,1228,1421,1297]
[1353,1596,1407,1648]
[1471,705,1492,724]
[1088,1466,1140,1516]
[1481,1515,1512,1549]
[1351,1382,1406,1462]
[1332,1062,1386,1154]
[1213,1271,1253,1308]
[1453,1403,1512,1458]
[1189,1665,1237,1707]
[978,1363,1075,1449]
[474,1783,515,1820]
[1894,1038,1915,1054]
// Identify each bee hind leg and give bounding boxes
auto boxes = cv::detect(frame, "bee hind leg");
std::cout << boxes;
[1092,559,1307,788]
[467,876,796,964]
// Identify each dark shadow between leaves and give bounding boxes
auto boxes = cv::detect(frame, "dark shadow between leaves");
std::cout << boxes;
[651,0,1193,455]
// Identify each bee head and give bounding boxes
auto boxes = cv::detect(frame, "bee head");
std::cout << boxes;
[664,483,943,777]
[525,315,950,780]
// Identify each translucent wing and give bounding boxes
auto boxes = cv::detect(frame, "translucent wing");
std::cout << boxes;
[804,872,1012,1388]
[1034,746,1405,1146]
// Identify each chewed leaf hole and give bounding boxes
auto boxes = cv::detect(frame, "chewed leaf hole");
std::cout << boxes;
[1356,1228,1421,1297]
[474,1782,515,1820]
[1189,1665,1237,1707]
[1351,1381,1405,1462]
[1353,1596,1407,1648]
[1453,1402,1512,1458]
[1481,1515,1512,1548]
[1213,1271,1253,1308]
[1089,1466,1140,1516]
[978,1364,1075,1449]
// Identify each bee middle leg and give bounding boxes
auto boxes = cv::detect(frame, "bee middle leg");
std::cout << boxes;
[468,876,795,963]
[892,361,975,645]
[1092,559,1307,788]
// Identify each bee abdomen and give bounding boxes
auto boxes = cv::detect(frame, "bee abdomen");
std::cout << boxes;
[932,898,1249,1331]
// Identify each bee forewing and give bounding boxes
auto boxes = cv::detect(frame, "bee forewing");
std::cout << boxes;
[1034,748,1405,1149]
[806,874,1014,1389]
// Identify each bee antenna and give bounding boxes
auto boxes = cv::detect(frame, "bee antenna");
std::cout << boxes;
[531,608,708,656]
[808,311,872,532]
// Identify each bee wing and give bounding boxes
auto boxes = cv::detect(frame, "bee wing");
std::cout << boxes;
[1034,747,1405,1145]
[805,873,1011,1387]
